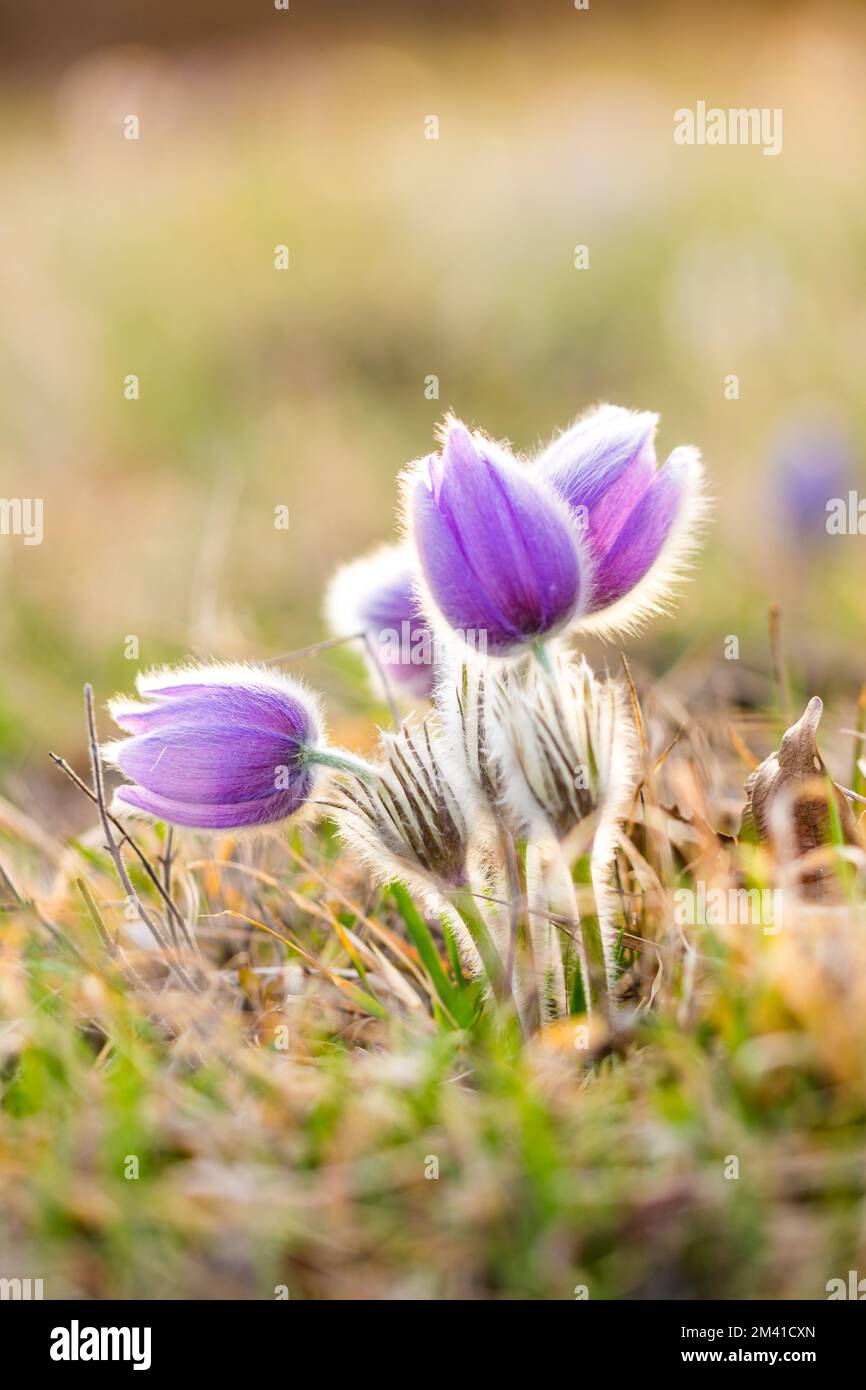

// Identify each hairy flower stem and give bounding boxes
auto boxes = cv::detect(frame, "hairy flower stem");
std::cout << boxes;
[448,888,511,1012]
[499,828,541,1035]
[525,841,569,1021]
[544,845,591,1017]
[302,747,379,785]
[531,638,553,677]
[591,831,625,1000]
[362,631,400,727]
[499,824,523,1008]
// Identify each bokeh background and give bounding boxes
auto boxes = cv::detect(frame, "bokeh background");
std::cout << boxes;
[3,0,866,822]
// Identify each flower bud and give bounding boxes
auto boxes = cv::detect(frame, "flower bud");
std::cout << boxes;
[403,417,585,657]
[325,542,436,699]
[104,663,325,830]
[535,404,705,635]
[334,716,470,894]
[491,652,636,842]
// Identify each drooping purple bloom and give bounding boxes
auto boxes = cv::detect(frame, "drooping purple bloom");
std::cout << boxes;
[535,404,704,628]
[104,664,324,829]
[325,543,435,699]
[403,419,584,656]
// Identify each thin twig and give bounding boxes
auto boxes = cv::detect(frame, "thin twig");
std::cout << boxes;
[0,856,24,906]
[362,632,401,728]
[82,684,201,992]
[75,876,118,959]
[768,601,792,726]
[48,750,197,955]
[159,827,179,948]
[0,848,99,966]
[852,683,866,799]
[267,630,365,665]
[29,899,95,971]
[268,627,402,727]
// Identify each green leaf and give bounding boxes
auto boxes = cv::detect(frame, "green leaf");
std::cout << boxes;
[388,882,474,1028]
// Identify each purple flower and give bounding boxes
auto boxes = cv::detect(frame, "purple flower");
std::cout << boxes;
[402,418,585,656]
[325,543,436,699]
[535,405,705,632]
[104,663,325,829]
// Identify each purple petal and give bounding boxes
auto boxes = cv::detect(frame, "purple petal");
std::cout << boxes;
[411,423,582,653]
[112,722,309,807]
[356,567,417,634]
[123,684,313,739]
[326,547,437,700]
[586,448,689,611]
[535,407,699,613]
[108,666,321,831]
[375,634,436,698]
[357,568,436,698]
[114,783,307,830]
[537,406,658,518]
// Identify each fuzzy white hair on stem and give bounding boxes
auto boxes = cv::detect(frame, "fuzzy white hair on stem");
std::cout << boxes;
[431,642,510,828]
[332,714,471,897]
[489,652,638,844]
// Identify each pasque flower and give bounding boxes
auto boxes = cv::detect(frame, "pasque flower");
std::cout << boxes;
[104,663,332,830]
[333,714,504,990]
[435,654,507,825]
[325,542,436,699]
[402,417,585,656]
[334,715,469,893]
[491,651,638,1010]
[535,404,705,634]
[491,652,635,843]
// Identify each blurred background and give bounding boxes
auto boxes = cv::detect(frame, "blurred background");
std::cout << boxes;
[2,0,866,824]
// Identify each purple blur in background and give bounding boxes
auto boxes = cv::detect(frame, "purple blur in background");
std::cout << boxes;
[772,418,857,544]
